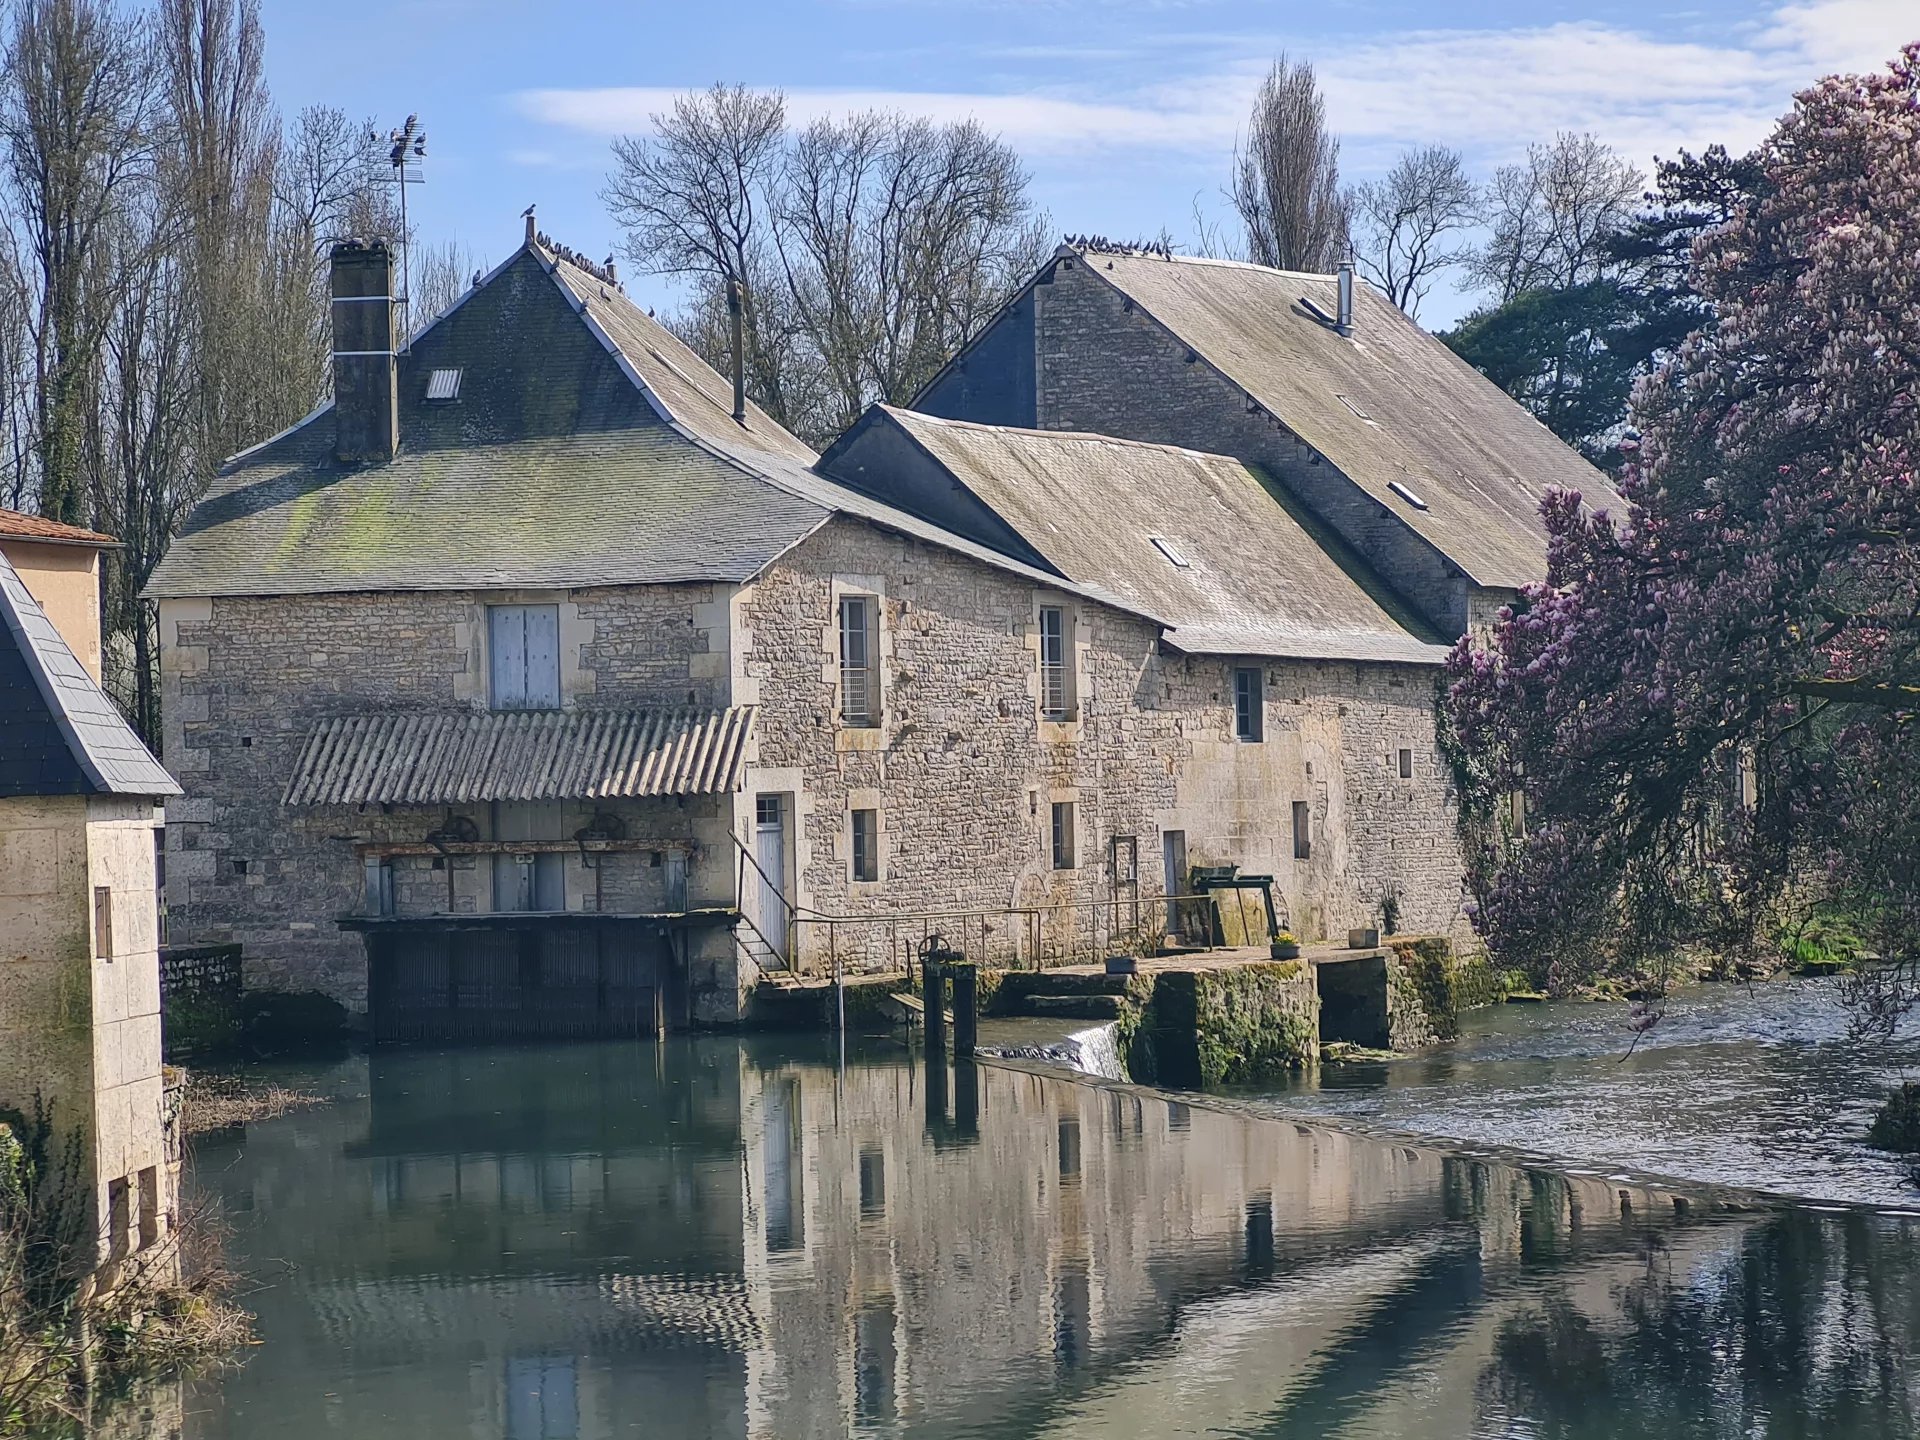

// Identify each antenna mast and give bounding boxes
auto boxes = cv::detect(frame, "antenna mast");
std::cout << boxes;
[369,114,427,346]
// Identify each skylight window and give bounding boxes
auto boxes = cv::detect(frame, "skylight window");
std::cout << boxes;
[1388,479,1430,511]
[1148,535,1190,568]
[1336,393,1375,423]
[426,368,462,401]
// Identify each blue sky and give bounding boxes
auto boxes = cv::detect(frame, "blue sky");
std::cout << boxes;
[259,0,1916,330]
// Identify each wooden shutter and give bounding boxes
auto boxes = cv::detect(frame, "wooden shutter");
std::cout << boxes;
[489,605,561,710]
[489,606,526,709]
[523,606,560,707]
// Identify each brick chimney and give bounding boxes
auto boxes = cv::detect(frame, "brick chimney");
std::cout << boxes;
[330,239,398,462]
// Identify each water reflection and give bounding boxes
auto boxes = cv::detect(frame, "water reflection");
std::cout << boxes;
[178,1037,1920,1439]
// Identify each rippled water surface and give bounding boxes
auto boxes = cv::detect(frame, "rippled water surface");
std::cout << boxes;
[1255,977,1920,1206]
[171,1031,1920,1439]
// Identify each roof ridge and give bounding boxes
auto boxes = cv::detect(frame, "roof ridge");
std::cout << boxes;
[884,405,1248,465]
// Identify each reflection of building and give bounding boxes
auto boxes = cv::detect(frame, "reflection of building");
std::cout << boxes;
[189,1038,1855,1439]
[0,513,181,1276]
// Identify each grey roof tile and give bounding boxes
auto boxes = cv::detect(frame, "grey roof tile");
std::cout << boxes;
[837,409,1448,665]
[1027,252,1623,591]
[0,550,178,798]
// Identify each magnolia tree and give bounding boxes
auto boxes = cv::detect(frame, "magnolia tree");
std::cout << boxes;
[1444,47,1920,1029]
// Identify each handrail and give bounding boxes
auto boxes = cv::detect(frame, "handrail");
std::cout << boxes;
[728,830,795,973]
[784,891,1251,978]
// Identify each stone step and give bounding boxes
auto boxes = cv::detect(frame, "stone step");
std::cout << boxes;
[1013,994,1126,1021]
[997,971,1137,999]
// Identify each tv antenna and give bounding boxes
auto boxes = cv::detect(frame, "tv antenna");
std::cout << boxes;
[368,114,427,344]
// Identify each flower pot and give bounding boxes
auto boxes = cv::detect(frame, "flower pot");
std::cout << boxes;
[1104,954,1137,976]
[1270,941,1301,960]
[1347,927,1381,949]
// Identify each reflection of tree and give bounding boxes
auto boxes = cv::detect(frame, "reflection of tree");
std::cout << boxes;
[1482,1213,1920,1437]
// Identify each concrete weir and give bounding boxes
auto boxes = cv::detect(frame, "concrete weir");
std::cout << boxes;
[987,936,1471,1088]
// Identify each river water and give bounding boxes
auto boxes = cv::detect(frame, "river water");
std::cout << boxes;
[171,1012,1920,1439]
[1255,976,1920,1208]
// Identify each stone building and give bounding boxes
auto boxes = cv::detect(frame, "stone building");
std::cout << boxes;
[0,513,181,1275]
[914,247,1621,639]
[147,226,1591,1034]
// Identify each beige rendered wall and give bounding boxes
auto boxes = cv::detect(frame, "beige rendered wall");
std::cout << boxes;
[0,793,97,1135]
[0,793,171,1271]
[0,537,103,682]
[85,795,171,1267]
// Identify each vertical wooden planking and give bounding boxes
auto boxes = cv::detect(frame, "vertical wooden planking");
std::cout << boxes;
[525,605,560,708]
[489,605,526,709]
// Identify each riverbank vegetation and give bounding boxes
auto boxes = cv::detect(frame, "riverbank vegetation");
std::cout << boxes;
[0,1110,247,1437]
[1443,46,1920,1031]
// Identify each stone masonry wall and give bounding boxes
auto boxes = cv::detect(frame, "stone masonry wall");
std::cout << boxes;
[739,518,1467,974]
[736,519,1175,974]
[157,583,731,1007]
[159,528,1470,1013]
[1026,256,1475,638]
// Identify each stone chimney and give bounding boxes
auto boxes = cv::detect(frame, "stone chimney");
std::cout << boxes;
[330,239,398,463]
[1336,260,1354,337]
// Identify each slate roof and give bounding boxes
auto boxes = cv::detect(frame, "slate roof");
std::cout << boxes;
[547,257,814,464]
[0,508,118,548]
[144,235,1163,628]
[932,250,1622,591]
[283,706,754,807]
[0,550,178,798]
[834,408,1446,664]
[146,245,829,600]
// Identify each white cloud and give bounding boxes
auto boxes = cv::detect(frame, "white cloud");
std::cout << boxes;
[515,0,1920,171]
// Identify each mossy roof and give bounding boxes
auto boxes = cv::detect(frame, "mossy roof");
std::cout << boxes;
[146,247,829,599]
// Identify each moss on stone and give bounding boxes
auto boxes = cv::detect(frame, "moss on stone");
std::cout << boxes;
[1392,938,1461,1042]
[1128,963,1316,1088]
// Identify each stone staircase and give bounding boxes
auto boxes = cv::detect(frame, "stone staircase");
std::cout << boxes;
[991,970,1141,1021]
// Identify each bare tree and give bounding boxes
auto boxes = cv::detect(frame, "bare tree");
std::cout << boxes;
[604,84,791,421]
[1,0,165,525]
[774,111,1047,436]
[1348,144,1479,319]
[407,236,481,334]
[605,87,1049,446]
[1472,132,1643,302]
[1230,55,1348,274]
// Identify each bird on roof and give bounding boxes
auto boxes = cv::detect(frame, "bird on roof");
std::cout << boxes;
[522,204,535,219]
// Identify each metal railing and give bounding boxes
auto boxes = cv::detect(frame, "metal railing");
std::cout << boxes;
[731,832,795,974]
[784,891,1251,982]
[725,830,1274,983]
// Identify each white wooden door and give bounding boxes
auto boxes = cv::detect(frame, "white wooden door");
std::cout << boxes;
[753,794,789,960]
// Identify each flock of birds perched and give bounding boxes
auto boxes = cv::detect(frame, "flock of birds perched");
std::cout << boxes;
[532,225,622,291]
[1065,233,1175,259]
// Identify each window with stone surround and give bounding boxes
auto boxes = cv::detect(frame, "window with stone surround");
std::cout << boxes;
[850,808,879,883]
[1051,801,1077,869]
[1397,747,1414,779]
[839,595,880,727]
[488,604,561,710]
[1292,802,1311,861]
[1039,605,1074,720]
[1234,667,1264,742]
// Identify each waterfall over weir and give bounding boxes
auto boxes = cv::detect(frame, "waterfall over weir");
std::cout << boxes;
[1067,1021,1124,1081]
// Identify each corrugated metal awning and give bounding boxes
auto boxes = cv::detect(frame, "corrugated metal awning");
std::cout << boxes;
[282,707,754,807]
